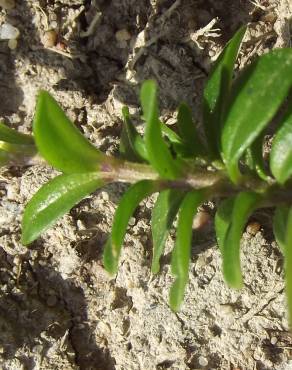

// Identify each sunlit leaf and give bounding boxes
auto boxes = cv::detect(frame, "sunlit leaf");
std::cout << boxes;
[151,189,185,274]
[215,197,236,252]
[273,206,290,253]
[221,49,292,183]
[0,122,34,145]
[170,189,208,311]
[140,80,181,179]
[22,173,105,245]
[222,191,261,288]
[203,25,247,158]
[270,106,292,184]
[103,180,160,274]
[120,106,148,162]
[34,91,106,173]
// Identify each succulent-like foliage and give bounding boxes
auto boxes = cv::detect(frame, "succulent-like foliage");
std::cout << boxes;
[3,26,292,321]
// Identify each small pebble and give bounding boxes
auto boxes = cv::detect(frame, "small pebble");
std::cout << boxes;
[0,0,15,10]
[41,30,57,48]
[0,23,19,40]
[8,38,17,50]
[198,356,208,367]
[192,210,211,229]
[246,221,261,236]
[128,217,136,226]
[270,336,278,345]
[115,29,131,42]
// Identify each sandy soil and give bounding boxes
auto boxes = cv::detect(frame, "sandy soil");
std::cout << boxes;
[0,0,292,369]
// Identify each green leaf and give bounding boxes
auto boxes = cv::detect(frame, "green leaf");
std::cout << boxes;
[284,207,292,327]
[151,189,185,274]
[215,197,236,253]
[222,191,261,288]
[140,80,181,179]
[273,206,290,253]
[245,133,269,181]
[34,91,105,173]
[177,103,205,157]
[170,189,208,311]
[0,122,35,146]
[160,121,182,144]
[270,107,292,184]
[22,173,105,245]
[103,180,159,274]
[221,48,292,183]
[120,106,149,162]
[203,25,247,158]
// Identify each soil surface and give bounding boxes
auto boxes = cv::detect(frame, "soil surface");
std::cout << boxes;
[0,0,292,369]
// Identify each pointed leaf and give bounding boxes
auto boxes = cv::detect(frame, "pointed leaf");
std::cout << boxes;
[0,122,34,146]
[273,206,290,253]
[120,106,149,162]
[221,49,292,183]
[270,107,292,184]
[151,189,185,274]
[203,25,247,157]
[34,91,105,173]
[170,189,208,311]
[103,180,159,274]
[140,80,181,179]
[22,173,105,245]
[284,207,292,327]
[215,197,236,252]
[222,191,261,288]
[177,103,205,157]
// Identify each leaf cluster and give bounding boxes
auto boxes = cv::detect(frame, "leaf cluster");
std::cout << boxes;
[3,26,292,321]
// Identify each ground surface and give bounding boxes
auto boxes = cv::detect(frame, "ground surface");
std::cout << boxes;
[0,0,292,369]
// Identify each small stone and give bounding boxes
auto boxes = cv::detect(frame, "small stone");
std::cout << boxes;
[41,30,58,48]
[0,0,15,10]
[270,336,278,345]
[192,211,210,229]
[128,217,136,226]
[246,221,261,236]
[115,29,131,42]
[101,191,109,201]
[198,356,208,367]
[0,23,20,40]
[8,38,17,49]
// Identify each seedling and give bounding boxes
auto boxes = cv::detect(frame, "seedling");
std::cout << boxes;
[2,26,292,320]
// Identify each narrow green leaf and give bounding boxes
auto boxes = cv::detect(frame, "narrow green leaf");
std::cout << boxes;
[273,206,290,253]
[221,49,292,183]
[160,121,182,144]
[0,122,34,146]
[215,197,236,253]
[245,134,269,181]
[222,191,261,288]
[121,106,149,162]
[103,180,159,274]
[170,189,208,311]
[177,103,205,157]
[203,25,247,157]
[270,107,292,184]
[22,173,105,245]
[284,207,292,327]
[34,91,105,173]
[151,189,185,274]
[140,80,181,179]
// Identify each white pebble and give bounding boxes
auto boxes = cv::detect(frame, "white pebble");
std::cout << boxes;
[198,356,208,367]
[0,23,20,40]
[270,336,278,345]
[8,38,17,49]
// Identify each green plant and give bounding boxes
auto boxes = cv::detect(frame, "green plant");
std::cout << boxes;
[2,26,292,320]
